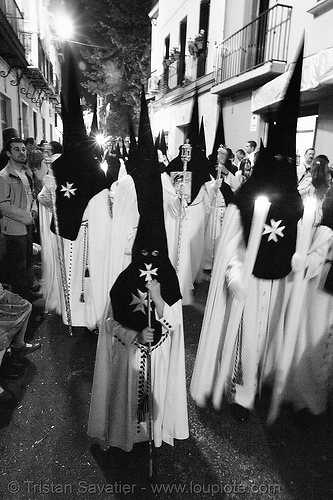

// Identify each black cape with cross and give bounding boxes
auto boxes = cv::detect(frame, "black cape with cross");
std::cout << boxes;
[234,41,305,280]
[50,43,111,241]
[110,87,182,346]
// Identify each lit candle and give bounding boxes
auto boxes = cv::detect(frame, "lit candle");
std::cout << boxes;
[100,160,108,175]
[242,195,271,287]
[296,195,317,260]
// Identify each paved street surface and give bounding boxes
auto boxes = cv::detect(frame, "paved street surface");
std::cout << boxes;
[0,281,332,500]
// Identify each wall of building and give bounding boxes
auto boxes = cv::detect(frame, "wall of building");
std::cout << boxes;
[0,0,62,148]
[150,0,333,163]
[316,98,333,162]
[223,91,263,154]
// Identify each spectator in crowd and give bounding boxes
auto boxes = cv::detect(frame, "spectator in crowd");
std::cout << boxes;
[233,157,253,191]
[24,137,36,154]
[297,147,315,181]
[310,155,331,201]
[0,224,6,284]
[245,140,257,166]
[297,147,315,198]
[235,148,246,166]
[49,141,63,160]
[223,148,242,192]
[38,139,48,152]
[225,148,238,174]
[0,282,40,403]
[0,128,19,171]
[0,138,36,302]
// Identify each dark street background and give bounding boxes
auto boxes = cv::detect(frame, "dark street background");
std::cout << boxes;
[0,281,332,500]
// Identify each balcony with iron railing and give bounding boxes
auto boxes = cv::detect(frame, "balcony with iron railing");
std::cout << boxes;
[212,3,292,95]
[0,0,23,35]
[20,35,59,107]
[0,0,27,68]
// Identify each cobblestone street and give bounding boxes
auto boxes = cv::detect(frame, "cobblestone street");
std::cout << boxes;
[0,281,332,500]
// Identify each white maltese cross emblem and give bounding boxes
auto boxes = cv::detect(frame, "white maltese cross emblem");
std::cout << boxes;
[262,219,285,242]
[61,182,77,198]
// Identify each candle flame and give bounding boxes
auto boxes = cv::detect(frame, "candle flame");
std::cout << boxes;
[303,195,317,211]
[100,160,108,175]
[255,195,270,207]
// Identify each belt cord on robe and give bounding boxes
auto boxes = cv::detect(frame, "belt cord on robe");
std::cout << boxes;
[176,142,192,273]
[147,286,153,478]
[211,162,224,270]
[49,168,73,336]
[80,221,89,303]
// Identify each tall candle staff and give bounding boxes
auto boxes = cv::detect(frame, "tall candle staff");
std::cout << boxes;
[210,145,227,269]
[147,282,153,478]
[45,157,73,336]
[212,196,271,409]
[175,141,192,273]
[140,262,158,478]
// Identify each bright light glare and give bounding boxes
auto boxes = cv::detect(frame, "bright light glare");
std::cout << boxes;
[54,12,74,40]
[303,195,317,211]
[95,134,106,146]
[100,160,108,175]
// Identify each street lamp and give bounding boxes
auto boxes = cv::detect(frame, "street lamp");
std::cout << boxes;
[54,8,74,41]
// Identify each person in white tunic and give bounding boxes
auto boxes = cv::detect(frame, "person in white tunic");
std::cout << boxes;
[88,149,188,452]
[165,145,212,304]
[38,183,113,330]
[88,87,188,455]
[37,45,114,331]
[201,147,235,274]
[191,42,306,423]
[272,172,333,421]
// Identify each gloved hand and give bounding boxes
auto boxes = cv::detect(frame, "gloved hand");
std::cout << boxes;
[213,178,222,192]
[291,252,306,273]
[226,257,245,300]
[43,173,56,191]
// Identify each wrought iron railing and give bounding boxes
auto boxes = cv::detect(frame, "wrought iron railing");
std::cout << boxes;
[213,3,292,85]
[0,0,24,35]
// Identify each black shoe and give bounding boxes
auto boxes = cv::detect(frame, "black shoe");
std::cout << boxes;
[8,356,29,368]
[291,408,323,430]
[0,387,16,404]
[2,351,29,368]
[0,364,24,379]
[30,283,41,293]
[11,342,41,357]
[229,403,250,423]
[90,443,127,470]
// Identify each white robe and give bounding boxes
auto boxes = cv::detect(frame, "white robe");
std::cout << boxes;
[109,173,181,287]
[280,226,333,415]
[108,174,139,286]
[88,173,188,451]
[177,180,215,304]
[88,300,188,452]
[39,189,113,330]
[161,172,181,268]
[201,179,228,273]
[191,204,295,411]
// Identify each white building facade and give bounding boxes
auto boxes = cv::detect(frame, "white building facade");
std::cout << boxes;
[0,0,63,148]
[148,0,333,163]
